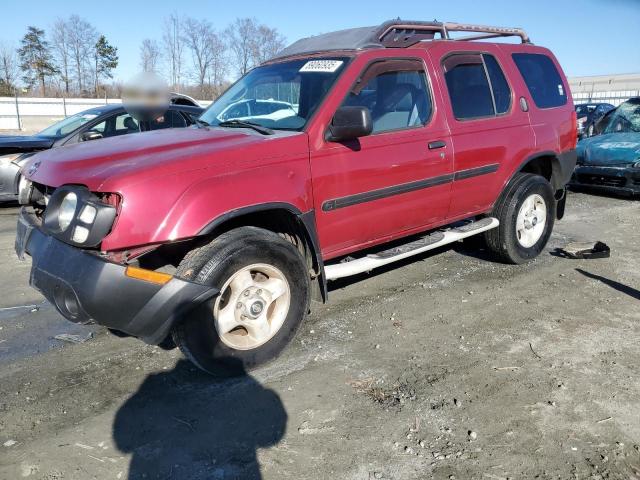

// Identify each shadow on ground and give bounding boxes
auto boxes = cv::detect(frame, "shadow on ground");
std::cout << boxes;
[576,268,640,301]
[113,359,286,480]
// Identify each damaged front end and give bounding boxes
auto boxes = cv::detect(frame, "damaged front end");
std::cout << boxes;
[15,185,218,345]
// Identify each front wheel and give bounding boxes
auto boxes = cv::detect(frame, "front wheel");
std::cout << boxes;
[485,173,555,264]
[172,227,310,376]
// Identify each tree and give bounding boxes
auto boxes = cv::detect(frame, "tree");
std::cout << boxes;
[183,17,227,98]
[50,18,72,94]
[225,18,286,78]
[0,41,18,93]
[140,39,160,73]
[67,15,97,94]
[93,35,118,96]
[162,13,184,90]
[225,18,258,77]
[17,26,57,96]
[252,25,286,65]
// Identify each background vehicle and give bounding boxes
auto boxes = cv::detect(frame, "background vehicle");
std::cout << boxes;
[575,103,615,138]
[0,102,203,202]
[16,20,576,376]
[571,97,640,196]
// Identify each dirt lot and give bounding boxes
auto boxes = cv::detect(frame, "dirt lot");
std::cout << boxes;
[0,191,639,480]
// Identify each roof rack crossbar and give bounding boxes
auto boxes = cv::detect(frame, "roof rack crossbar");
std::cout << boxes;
[377,21,531,47]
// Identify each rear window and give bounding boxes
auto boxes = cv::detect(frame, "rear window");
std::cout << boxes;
[442,53,512,120]
[512,53,567,109]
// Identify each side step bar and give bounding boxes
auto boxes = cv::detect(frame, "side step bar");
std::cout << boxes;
[324,217,499,281]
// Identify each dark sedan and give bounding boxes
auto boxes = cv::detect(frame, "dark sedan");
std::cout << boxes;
[0,103,203,202]
[575,103,615,138]
[571,98,640,196]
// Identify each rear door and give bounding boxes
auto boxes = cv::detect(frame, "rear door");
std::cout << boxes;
[432,45,535,218]
[310,55,453,258]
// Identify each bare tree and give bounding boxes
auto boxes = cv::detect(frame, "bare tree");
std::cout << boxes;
[0,41,18,89]
[67,15,97,94]
[140,39,160,73]
[225,18,286,78]
[207,32,228,98]
[50,19,72,94]
[183,17,227,98]
[162,13,185,90]
[252,25,286,65]
[225,18,258,77]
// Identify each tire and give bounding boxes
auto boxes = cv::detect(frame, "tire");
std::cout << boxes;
[172,226,310,376]
[484,173,555,264]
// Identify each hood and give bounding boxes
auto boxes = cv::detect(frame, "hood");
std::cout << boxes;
[0,135,54,155]
[576,132,640,166]
[23,126,306,191]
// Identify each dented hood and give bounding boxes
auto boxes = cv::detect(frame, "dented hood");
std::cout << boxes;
[23,127,299,191]
[577,132,640,166]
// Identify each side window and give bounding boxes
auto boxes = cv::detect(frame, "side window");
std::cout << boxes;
[89,113,139,138]
[512,53,567,109]
[483,55,511,114]
[443,54,495,120]
[341,59,432,134]
[148,110,188,130]
[114,113,140,135]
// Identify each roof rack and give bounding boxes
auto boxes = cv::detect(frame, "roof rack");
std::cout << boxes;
[376,21,531,47]
[273,20,531,61]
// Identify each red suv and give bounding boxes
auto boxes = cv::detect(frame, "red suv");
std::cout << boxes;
[15,21,576,376]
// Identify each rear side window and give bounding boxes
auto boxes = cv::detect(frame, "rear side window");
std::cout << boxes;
[512,53,567,109]
[443,53,512,120]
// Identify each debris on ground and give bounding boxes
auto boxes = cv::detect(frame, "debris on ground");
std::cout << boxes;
[3,440,17,447]
[54,333,93,344]
[555,241,611,259]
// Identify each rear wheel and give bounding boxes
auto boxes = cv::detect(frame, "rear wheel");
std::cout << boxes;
[172,227,310,376]
[485,173,555,264]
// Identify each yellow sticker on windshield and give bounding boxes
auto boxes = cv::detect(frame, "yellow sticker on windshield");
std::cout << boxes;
[299,60,344,73]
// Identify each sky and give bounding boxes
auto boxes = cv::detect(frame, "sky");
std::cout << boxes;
[1,0,639,82]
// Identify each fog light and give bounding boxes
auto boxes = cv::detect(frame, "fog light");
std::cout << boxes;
[78,205,97,224]
[72,226,90,243]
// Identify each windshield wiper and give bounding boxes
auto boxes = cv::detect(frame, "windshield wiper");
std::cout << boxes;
[194,118,210,129]
[217,120,274,135]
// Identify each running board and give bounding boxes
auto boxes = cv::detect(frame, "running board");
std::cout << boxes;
[324,217,499,281]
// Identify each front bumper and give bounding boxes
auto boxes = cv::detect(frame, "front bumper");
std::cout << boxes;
[570,165,640,195]
[0,160,20,201]
[16,208,218,345]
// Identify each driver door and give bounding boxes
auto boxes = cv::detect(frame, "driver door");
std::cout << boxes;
[311,57,453,258]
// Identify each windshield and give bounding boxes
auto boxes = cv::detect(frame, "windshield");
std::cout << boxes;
[603,99,640,134]
[200,58,349,131]
[37,111,102,138]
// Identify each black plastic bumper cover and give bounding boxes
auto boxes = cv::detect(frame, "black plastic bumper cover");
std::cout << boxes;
[15,208,219,345]
[570,165,640,195]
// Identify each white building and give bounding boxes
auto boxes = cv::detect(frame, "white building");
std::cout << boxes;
[569,72,640,106]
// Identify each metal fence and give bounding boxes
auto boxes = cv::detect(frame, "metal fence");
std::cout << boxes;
[0,96,212,132]
[1,90,639,132]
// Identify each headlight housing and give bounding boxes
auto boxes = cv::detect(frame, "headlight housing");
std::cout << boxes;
[633,161,640,169]
[43,185,117,247]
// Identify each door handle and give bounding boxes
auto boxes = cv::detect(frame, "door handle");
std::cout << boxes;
[428,140,446,150]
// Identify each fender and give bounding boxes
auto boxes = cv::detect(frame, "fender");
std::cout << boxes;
[199,203,328,303]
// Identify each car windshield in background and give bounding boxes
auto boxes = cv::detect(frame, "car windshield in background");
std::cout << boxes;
[603,99,640,134]
[37,111,103,138]
[200,58,349,131]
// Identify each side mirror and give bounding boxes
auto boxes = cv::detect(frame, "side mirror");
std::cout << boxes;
[81,131,103,142]
[326,106,373,142]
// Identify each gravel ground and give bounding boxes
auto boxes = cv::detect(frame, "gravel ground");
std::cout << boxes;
[0,191,638,480]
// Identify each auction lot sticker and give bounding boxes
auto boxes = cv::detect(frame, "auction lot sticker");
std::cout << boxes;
[299,60,344,73]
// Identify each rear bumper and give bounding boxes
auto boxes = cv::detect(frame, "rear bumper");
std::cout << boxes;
[16,208,218,345]
[569,165,640,195]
